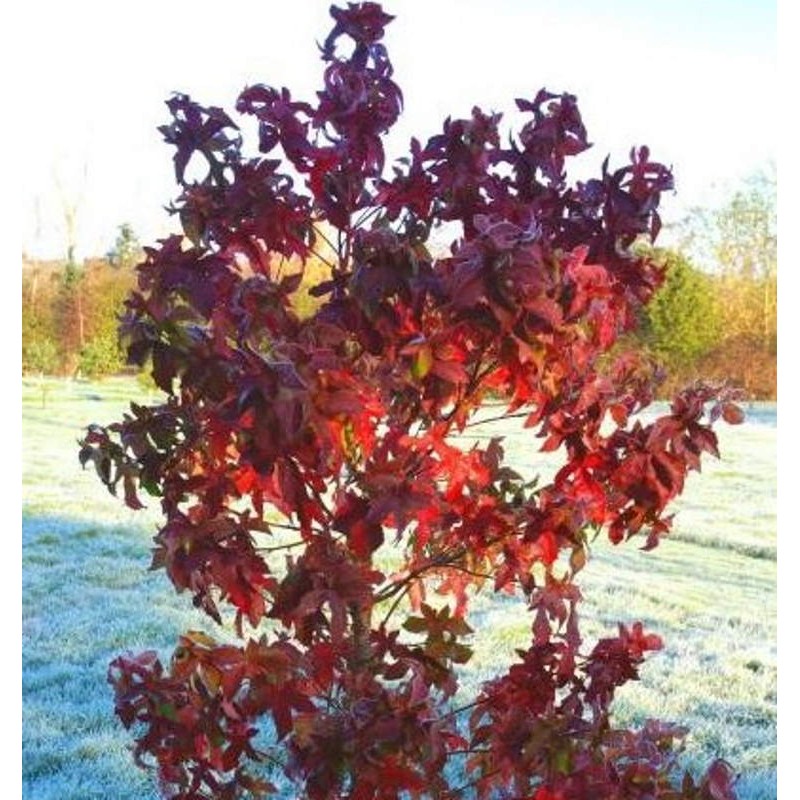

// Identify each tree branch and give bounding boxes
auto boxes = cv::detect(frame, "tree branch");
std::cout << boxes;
[375,546,467,603]
[312,223,339,257]
[378,581,412,629]
[353,205,382,230]
[255,538,306,553]
[440,696,490,722]
[307,247,339,272]
[464,410,531,429]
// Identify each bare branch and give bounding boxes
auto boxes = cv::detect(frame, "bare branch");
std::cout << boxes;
[464,410,530,429]
[255,539,306,553]
[378,581,412,629]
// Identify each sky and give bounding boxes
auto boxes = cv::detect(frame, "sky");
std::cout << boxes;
[20,0,777,260]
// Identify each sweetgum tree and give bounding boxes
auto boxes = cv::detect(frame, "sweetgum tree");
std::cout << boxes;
[80,5,745,798]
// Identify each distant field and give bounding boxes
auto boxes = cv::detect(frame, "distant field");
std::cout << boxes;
[22,378,777,799]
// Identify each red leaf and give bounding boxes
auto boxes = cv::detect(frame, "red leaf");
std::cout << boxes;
[123,473,145,510]
[722,402,745,425]
[534,530,559,566]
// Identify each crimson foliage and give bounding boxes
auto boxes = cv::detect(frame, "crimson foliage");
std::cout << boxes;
[81,5,743,798]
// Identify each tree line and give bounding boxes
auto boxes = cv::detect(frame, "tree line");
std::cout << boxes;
[22,224,139,379]
[640,168,776,399]
[22,172,776,399]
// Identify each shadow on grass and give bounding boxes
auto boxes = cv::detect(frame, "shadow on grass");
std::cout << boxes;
[22,512,222,800]
[21,511,777,800]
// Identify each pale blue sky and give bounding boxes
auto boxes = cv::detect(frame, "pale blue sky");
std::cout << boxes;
[21,0,776,259]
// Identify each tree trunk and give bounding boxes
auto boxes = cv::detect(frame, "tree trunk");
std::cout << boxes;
[77,291,86,349]
[349,602,372,671]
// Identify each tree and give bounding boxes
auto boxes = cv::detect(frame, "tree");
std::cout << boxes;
[22,255,137,378]
[668,170,776,397]
[108,222,143,270]
[80,5,743,799]
[676,168,777,355]
[78,259,136,377]
[52,160,89,368]
[78,333,125,378]
[54,258,86,374]
[641,248,720,370]
[715,170,777,359]
[22,264,59,375]
[23,336,58,376]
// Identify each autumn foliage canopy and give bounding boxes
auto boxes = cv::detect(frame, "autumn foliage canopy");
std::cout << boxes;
[80,4,744,798]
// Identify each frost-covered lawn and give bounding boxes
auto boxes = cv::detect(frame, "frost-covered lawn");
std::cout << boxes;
[22,378,777,799]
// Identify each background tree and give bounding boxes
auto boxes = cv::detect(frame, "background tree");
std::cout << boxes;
[22,263,59,374]
[711,167,777,356]
[23,336,59,376]
[108,222,143,270]
[22,253,136,378]
[670,167,776,397]
[77,259,136,377]
[54,259,86,374]
[639,248,721,387]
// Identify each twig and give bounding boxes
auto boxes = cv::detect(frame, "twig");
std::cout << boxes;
[263,521,302,531]
[274,254,287,282]
[378,581,412,629]
[464,410,531,429]
[255,539,306,553]
[447,564,493,580]
[374,546,466,603]
[261,520,328,536]
[312,223,339,257]
[307,247,338,272]
[444,768,501,798]
[440,696,490,722]
[353,205,382,230]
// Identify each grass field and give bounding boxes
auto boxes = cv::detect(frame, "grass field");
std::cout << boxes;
[22,378,777,799]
